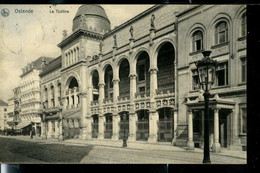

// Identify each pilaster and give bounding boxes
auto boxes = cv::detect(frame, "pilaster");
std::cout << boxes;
[98,115,105,139]
[112,113,120,140]
[148,110,159,143]
[187,109,194,150]
[128,112,137,141]
[213,108,221,153]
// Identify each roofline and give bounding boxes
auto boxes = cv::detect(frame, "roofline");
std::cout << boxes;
[103,5,163,38]
[57,29,103,48]
[176,5,201,17]
[39,56,62,77]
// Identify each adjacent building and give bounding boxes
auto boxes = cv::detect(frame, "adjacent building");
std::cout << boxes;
[13,86,21,128]
[35,4,246,152]
[0,99,8,131]
[7,97,15,129]
[18,57,53,135]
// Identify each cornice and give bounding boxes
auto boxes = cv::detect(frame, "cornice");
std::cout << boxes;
[57,29,103,49]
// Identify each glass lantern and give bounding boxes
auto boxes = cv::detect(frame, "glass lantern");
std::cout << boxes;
[196,51,217,91]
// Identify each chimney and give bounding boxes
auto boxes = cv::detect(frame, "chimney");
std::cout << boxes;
[41,58,46,70]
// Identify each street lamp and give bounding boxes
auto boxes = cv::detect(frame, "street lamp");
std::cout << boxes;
[122,113,127,147]
[195,51,217,164]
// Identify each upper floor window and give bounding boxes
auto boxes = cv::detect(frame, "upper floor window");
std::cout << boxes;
[240,106,247,134]
[192,30,203,52]
[215,21,228,45]
[192,70,199,90]
[58,83,61,97]
[44,88,48,101]
[241,13,247,37]
[52,121,55,132]
[138,63,146,82]
[241,57,247,83]
[215,61,228,86]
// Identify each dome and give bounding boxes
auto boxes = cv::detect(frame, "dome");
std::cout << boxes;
[72,5,111,34]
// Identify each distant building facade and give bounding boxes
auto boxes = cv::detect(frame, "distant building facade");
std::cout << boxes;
[13,86,21,128]
[7,97,15,129]
[0,100,8,130]
[36,5,246,152]
[18,57,53,135]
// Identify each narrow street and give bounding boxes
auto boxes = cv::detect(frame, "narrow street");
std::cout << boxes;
[0,136,246,164]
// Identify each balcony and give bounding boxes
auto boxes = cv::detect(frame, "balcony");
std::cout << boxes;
[103,98,113,104]
[118,95,130,102]
[91,100,99,106]
[135,91,150,99]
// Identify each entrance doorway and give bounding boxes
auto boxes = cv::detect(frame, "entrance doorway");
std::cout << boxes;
[92,114,98,138]
[119,112,129,139]
[104,113,113,139]
[136,109,149,141]
[219,109,228,148]
[157,108,173,142]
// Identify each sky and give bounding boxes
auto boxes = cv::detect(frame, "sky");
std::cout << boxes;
[0,5,154,102]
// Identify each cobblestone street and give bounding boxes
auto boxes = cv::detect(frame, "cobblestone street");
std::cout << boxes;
[0,136,246,164]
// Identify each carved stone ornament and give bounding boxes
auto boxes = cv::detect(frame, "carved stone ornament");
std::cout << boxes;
[62,30,68,40]
[113,34,117,48]
[129,26,134,38]
[99,41,103,55]
[151,14,155,29]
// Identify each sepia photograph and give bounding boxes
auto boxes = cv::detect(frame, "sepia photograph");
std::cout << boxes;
[0,4,247,164]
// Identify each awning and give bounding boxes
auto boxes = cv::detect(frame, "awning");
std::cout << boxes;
[45,114,60,120]
[16,121,31,129]
[63,110,81,120]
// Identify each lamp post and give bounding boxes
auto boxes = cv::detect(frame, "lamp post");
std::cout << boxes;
[122,113,127,147]
[195,51,217,164]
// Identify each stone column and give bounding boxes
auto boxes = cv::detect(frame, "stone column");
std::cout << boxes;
[85,117,92,139]
[58,115,64,141]
[98,115,105,139]
[128,74,137,141]
[187,109,194,150]
[128,112,137,141]
[97,83,105,139]
[232,107,239,145]
[55,120,59,138]
[112,113,120,140]
[149,68,158,101]
[148,68,158,143]
[41,114,47,139]
[79,92,88,140]
[74,87,78,107]
[113,79,119,103]
[54,84,59,108]
[148,110,159,143]
[112,78,120,140]
[68,89,72,108]
[172,110,178,145]
[99,83,105,105]
[200,111,205,148]
[48,86,52,108]
[88,86,93,103]
[47,121,51,138]
[129,74,137,103]
[213,108,221,153]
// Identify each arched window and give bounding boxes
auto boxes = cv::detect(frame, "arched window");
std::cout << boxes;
[192,30,203,52]
[215,21,228,45]
[241,13,247,37]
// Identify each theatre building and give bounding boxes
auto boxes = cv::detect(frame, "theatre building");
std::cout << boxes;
[39,5,246,151]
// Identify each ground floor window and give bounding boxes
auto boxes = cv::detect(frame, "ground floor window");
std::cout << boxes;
[240,107,247,134]
[52,121,55,132]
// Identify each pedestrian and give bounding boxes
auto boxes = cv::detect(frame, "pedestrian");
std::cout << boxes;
[30,130,33,139]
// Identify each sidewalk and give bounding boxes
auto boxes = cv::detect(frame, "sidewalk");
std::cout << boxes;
[1,135,246,160]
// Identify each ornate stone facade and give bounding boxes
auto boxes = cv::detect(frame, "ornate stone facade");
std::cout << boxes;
[38,5,246,151]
